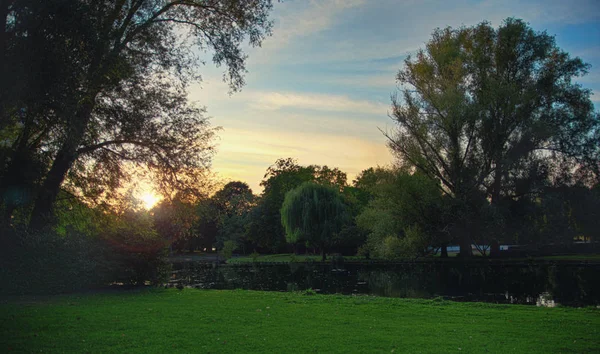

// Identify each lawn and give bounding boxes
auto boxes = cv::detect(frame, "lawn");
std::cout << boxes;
[227,253,364,263]
[1,289,598,353]
[227,253,600,264]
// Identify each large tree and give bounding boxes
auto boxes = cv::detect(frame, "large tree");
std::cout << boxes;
[280,182,348,261]
[356,168,449,259]
[212,181,255,253]
[246,158,348,252]
[385,18,599,256]
[0,0,275,230]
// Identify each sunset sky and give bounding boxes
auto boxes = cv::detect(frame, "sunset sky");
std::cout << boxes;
[189,0,600,193]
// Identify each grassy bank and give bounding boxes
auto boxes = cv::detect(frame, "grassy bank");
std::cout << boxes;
[227,253,365,264]
[1,289,599,353]
[226,253,600,264]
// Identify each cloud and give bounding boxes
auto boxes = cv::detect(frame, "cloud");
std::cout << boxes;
[252,0,600,66]
[248,91,389,115]
[188,0,600,192]
[324,74,399,89]
[212,126,394,192]
[268,0,366,47]
[518,0,600,25]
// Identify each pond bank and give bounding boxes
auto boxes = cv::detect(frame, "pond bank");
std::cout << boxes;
[1,289,598,353]
[167,261,600,306]
[221,253,600,265]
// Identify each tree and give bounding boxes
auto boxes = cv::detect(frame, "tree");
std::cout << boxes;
[385,18,599,256]
[152,197,198,252]
[356,168,448,259]
[212,181,255,254]
[0,0,275,230]
[246,158,348,253]
[246,158,313,252]
[212,181,254,217]
[280,182,348,261]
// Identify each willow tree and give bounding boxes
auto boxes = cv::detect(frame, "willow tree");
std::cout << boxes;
[280,182,348,261]
[385,18,599,257]
[0,0,275,230]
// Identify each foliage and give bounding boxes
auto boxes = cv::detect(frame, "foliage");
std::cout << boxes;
[214,181,255,252]
[280,182,349,260]
[96,208,171,285]
[1,192,171,293]
[0,227,108,295]
[1,289,599,353]
[386,18,600,256]
[246,158,348,253]
[0,0,275,229]
[220,240,237,260]
[184,198,219,252]
[152,197,198,247]
[356,168,448,259]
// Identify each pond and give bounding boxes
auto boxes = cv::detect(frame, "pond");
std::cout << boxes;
[168,261,600,307]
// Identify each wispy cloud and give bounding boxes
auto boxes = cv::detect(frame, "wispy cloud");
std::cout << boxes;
[268,0,366,47]
[248,91,388,115]
[188,0,600,191]
[213,126,393,191]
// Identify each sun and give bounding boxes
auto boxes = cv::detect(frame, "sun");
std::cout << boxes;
[140,192,161,210]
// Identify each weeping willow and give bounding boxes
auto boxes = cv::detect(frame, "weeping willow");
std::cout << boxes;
[280,182,348,260]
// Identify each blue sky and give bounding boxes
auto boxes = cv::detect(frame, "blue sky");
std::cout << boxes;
[189,0,600,193]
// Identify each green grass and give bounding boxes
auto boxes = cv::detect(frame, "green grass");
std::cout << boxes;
[1,289,598,353]
[227,253,600,264]
[536,254,600,261]
[227,253,366,263]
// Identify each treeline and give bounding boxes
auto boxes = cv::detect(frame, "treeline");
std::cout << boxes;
[162,157,600,260]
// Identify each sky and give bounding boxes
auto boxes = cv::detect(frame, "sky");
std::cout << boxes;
[188,0,600,193]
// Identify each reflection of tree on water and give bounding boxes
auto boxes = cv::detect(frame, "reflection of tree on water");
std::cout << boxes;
[357,269,432,298]
[545,265,597,306]
[168,263,600,306]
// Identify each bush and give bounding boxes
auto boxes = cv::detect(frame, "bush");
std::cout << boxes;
[105,246,171,286]
[380,235,404,259]
[0,226,170,295]
[0,227,107,294]
[220,240,237,260]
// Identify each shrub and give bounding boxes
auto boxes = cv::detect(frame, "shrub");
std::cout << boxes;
[0,228,107,295]
[0,225,170,295]
[250,251,260,262]
[220,240,237,260]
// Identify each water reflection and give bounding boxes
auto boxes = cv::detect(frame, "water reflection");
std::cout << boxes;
[168,262,600,306]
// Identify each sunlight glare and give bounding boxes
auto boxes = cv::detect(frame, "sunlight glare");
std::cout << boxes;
[140,192,161,210]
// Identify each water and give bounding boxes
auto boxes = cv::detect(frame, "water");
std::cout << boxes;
[168,262,600,306]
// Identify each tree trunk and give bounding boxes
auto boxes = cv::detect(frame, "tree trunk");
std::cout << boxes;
[489,161,502,258]
[440,243,448,258]
[0,0,10,67]
[0,0,15,132]
[321,244,326,262]
[29,98,96,230]
[490,239,500,257]
[458,234,472,258]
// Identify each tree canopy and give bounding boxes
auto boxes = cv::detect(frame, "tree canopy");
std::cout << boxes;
[356,168,448,259]
[245,158,347,252]
[0,0,275,230]
[385,18,600,256]
[280,182,348,261]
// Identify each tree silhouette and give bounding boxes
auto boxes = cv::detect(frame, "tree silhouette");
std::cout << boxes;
[281,182,348,261]
[385,18,599,256]
[0,0,275,230]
